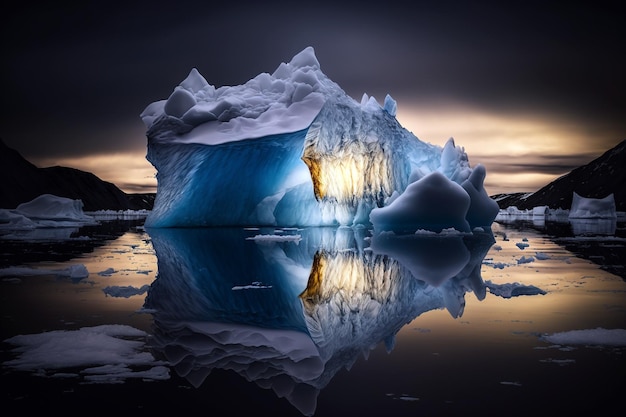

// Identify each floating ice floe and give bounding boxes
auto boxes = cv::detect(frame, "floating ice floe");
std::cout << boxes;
[541,328,626,346]
[3,324,169,383]
[485,280,546,298]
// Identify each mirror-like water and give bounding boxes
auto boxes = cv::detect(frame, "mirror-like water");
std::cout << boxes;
[1,219,624,416]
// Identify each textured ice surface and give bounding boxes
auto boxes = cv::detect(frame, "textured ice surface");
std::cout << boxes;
[142,47,497,230]
[0,194,96,231]
[569,192,616,219]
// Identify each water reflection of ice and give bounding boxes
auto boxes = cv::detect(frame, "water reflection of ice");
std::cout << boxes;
[0,226,81,241]
[496,214,620,237]
[569,218,617,235]
[143,226,542,416]
[494,215,626,279]
[0,264,89,281]
[2,221,625,415]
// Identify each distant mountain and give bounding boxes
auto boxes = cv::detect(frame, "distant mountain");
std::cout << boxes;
[491,139,626,211]
[0,138,154,211]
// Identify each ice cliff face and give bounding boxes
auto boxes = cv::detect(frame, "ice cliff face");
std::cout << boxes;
[141,46,496,229]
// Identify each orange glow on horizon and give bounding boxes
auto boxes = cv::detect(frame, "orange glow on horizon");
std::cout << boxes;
[33,152,157,195]
[27,101,617,198]
[395,103,614,195]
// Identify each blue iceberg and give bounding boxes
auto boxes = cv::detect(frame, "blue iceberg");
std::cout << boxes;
[141,47,498,231]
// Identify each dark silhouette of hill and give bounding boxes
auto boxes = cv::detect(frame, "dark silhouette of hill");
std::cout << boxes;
[491,139,626,212]
[0,138,154,211]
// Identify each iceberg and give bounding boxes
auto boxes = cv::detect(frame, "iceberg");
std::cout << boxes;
[0,194,96,233]
[13,194,93,221]
[141,46,498,231]
[569,192,616,219]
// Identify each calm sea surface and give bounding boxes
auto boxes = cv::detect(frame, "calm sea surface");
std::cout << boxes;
[1,217,625,416]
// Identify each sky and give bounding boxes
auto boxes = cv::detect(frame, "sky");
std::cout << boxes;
[2,1,624,196]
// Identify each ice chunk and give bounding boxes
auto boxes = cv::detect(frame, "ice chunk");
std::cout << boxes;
[532,205,549,216]
[14,194,93,221]
[485,280,546,298]
[142,47,495,230]
[3,325,168,383]
[179,67,209,93]
[164,87,197,118]
[383,94,397,116]
[568,192,616,219]
[461,164,500,229]
[541,328,626,346]
[102,284,150,298]
[0,194,96,233]
[0,195,97,239]
[369,171,471,234]
[438,137,471,183]
[0,210,36,230]
[288,46,320,68]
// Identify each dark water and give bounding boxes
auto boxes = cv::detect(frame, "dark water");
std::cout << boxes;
[1,218,625,416]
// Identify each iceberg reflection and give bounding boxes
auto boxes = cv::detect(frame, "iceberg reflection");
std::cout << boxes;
[144,226,494,416]
[569,218,617,236]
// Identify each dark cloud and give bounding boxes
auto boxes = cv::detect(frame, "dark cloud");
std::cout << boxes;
[2,1,624,167]
[480,152,604,176]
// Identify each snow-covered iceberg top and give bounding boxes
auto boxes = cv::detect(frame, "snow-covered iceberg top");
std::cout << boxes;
[141,46,331,145]
[142,47,498,230]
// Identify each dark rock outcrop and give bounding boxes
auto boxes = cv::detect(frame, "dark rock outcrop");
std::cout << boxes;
[491,140,626,211]
[0,138,154,211]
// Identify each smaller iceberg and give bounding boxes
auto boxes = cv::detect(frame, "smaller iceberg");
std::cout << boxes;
[369,164,498,234]
[569,192,616,219]
[370,171,471,234]
[13,194,94,222]
[0,194,97,235]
